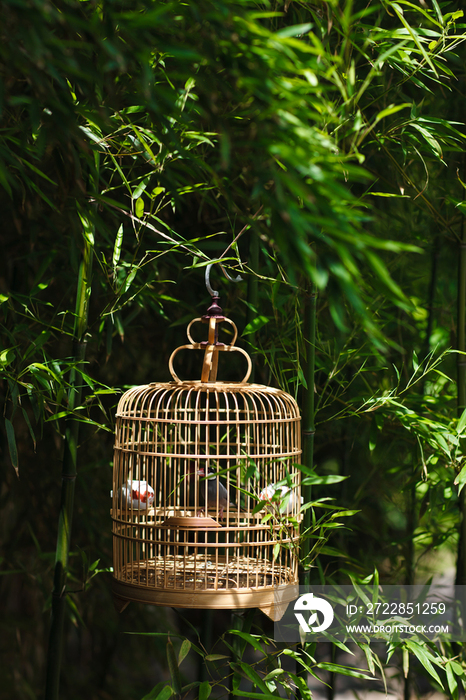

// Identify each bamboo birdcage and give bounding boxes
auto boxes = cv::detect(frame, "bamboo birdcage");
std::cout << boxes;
[111,297,301,620]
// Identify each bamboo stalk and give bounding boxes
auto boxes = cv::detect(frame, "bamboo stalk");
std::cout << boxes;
[301,284,316,586]
[297,284,316,699]
[423,235,440,360]
[198,609,213,688]
[44,214,94,700]
[228,609,255,700]
[246,231,259,384]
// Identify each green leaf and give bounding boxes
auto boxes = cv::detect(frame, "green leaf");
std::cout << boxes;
[374,102,411,124]
[5,418,18,476]
[135,197,144,218]
[276,23,313,38]
[113,224,123,269]
[430,0,444,25]
[403,647,409,678]
[411,123,443,158]
[27,362,61,383]
[263,669,285,681]
[390,3,438,77]
[369,192,410,198]
[361,644,375,675]
[198,680,212,700]
[229,631,266,654]
[457,408,466,434]
[178,639,191,665]
[445,10,463,22]
[301,473,347,485]
[445,662,458,700]
[123,267,138,293]
[230,693,282,700]
[316,662,373,680]
[0,348,15,366]
[166,638,182,695]
[20,158,58,185]
[404,641,443,688]
[454,464,466,495]
[141,684,173,700]
[242,316,270,335]
[231,661,271,694]
[133,175,150,200]
[450,661,464,677]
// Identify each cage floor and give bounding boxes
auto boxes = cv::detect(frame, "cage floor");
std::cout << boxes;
[117,554,295,590]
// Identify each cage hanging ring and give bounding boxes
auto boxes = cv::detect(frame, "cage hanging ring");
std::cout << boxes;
[168,343,252,383]
[186,317,238,346]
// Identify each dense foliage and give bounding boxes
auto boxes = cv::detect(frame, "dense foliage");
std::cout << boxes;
[2,0,466,698]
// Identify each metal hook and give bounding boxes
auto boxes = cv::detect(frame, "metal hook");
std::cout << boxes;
[205,262,243,298]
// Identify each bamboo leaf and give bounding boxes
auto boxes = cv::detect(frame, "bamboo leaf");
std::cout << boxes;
[178,639,191,666]
[276,23,313,38]
[205,654,229,661]
[374,103,411,124]
[445,662,458,700]
[316,662,374,680]
[230,631,266,654]
[230,662,273,694]
[5,418,18,477]
[403,647,409,678]
[263,669,285,681]
[0,348,15,366]
[141,683,173,700]
[113,224,123,269]
[230,692,282,700]
[123,267,138,293]
[166,638,182,695]
[404,641,444,688]
[458,408,466,434]
[135,197,144,218]
[430,0,444,25]
[198,681,212,700]
[242,316,270,335]
[133,176,150,200]
[411,123,443,158]
[20,158,58,185]
[390,3,439,77]
[454,464,466,494]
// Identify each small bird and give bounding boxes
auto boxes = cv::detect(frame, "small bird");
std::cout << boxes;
[197,467,232,520]
[114,479,155,510]
[258,483,302,515]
